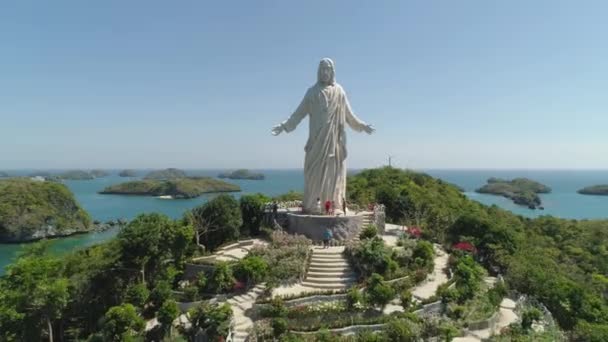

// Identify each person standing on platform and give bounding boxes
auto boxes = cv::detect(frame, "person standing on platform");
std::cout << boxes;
[316,197,322,214]
[323,228,333,248]
[324,200,331,215]
[342,196,347,215]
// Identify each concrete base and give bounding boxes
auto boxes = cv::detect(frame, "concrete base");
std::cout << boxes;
[286,211,365,241]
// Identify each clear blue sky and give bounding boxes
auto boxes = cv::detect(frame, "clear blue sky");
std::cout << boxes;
[2,1,608,169]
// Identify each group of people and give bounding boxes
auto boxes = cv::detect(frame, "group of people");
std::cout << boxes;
[315,197,347,216]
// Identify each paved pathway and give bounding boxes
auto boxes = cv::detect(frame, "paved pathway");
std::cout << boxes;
[227,284,266,342]
[411,244,449,301]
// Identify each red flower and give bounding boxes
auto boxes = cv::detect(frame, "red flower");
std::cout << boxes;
[408,227,422,238]
[452,241,477,253]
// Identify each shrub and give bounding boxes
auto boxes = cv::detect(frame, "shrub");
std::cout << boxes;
[268,297,288,318]
[124,283,149,308]
[346,237,396,278]
[359,224,378,240]
[181,286,200,302]
[412,240,434,270]
[248,231,311,283]
[101,304,144,342]
[235,255,269,285]
[383,318,417,341]
[157,299,179,337]
[521,308,542,330]
[150,281,172,308]
[315,328,333,342]
[240,193,270,236]
[365,273,395,308]
[346,286,364,310]
[272,317,288,337]
[400,290,413,310]
[195,272,208,293]
[210,262,235,293]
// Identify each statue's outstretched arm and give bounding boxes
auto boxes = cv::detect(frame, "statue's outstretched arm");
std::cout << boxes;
[344,91,375,134]
[272,91,309,136]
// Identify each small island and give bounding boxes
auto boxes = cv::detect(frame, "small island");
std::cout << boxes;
[476,177,551,209]
[99,177,240,199]
[90,169,109,178]
[57,170,96,180]
[218,169,265,180]
[0,171,9,178]
[578,185,608,196]
[144,168,188,180]
[0,178,93,242]
[119,169,137,177]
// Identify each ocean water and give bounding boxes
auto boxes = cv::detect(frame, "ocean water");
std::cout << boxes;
[1,169,607,272]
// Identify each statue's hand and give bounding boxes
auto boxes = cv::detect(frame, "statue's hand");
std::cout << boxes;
[271,124,284,136]
[363,124,375,135]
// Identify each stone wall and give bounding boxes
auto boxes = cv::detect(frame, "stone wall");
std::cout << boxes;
[286,213,364,241]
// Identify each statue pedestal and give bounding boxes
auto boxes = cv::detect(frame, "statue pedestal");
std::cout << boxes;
[286,211,366,241]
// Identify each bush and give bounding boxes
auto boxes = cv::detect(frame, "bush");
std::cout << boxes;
[346,286,364,310]
[383,318,418,341]
[365,273,395,308]
[181,286,200,302]
[124,283,149,308]
[359,224,378,240]
[150,281,172,308]
[521,308,542,330]
[157,299,179,337]
[272,317,288,337]
[210,262,235,293]
[235,255,269,285]
[195,272,208,293]
[400,290,413,310]
[346,237,397,278]
[248,231,311,283]
[412,240,434,270]
[101,304,144,342]
[315,328,333,342]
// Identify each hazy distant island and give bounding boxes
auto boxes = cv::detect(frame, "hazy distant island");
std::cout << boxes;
[56,170,96,180]
[0,178,93,242]
[578,185,608,196]
[99,177,240,199]
[90,169,109,178]
[144,168,188,180]
[218,169,265,180]
[0,172,9,178]
[118,169,137,177]
[476,177,551,209]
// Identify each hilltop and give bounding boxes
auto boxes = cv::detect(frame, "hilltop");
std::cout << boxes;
[144,168,188,180]
[0,178,92,242]
[218,169,265,180]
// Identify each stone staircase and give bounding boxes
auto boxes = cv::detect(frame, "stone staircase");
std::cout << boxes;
[227,283,266,342]
[301,246,356,290]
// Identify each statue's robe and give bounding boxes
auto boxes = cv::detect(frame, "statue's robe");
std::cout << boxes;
[281,77,369,213]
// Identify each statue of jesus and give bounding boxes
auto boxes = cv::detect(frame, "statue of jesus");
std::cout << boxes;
[272,58,375,214]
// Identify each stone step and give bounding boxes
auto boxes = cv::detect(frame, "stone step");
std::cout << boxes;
[306,271,355,278]
[309,261,349,268]
[312,248,345,255]
[301,281,353,289]
[304,276,356,284]
[311,254,345,261]
[308,265,350,272]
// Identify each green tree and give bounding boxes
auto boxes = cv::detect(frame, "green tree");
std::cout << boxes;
[150,280,172,309]
[272,317,288,337]
[124,283,150,308]
[0,242,69,342]
[240,193,270,235]
[188,194,242,251]
[157,299,180,338]
[101,303,144,342]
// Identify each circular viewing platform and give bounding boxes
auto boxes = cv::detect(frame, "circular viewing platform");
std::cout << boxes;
[285,210,370,241]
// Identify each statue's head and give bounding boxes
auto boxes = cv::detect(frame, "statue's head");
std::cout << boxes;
[317,58,335,85]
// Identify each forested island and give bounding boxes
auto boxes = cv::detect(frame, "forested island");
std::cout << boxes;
[90,169,109,178]
[144,168,188,180]
[57,170,96,180]
[218,169,265,180]
[578,185,608,196]
[119,169,137,177]
[99,177,240,198]
[475,177,551,209]
[0,178,92,242]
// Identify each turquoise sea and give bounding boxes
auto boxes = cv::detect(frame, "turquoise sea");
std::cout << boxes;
[1,169,607,272]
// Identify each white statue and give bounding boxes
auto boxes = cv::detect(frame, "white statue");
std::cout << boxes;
[272,58,374,213]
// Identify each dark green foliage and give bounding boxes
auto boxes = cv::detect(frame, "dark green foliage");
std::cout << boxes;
[272,317,288,337]
[383,318,418,341]
[521,308,542,330]
[346,286,364,309]
[476,177,551,209]
[359,224,378,240]
[400,290,413,310]
[218,169,265,180]
[0,179,92,241]
[412,240,434,270]
[183,302,232,340]
[101,304,144,342]
[124,283,149,308]
[240,193,270,235]
[210,262,235,293]
[365,273,395,308]
[346,237,397,278]
[157,299,179,337]
[234,255,269,285]
[144,168,187,180]
[150,281,172,309]
[188,194,242,251]
[452,255,485,302]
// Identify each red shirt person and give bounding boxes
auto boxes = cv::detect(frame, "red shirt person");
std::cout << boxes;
[324,200,331,215]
